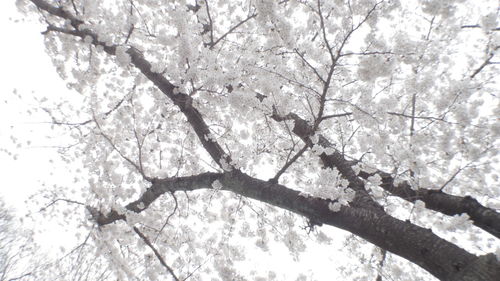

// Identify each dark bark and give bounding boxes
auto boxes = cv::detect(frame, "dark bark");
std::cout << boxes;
[358,170,500,239]
[90,170,500,281]
[28,0,500,280]
[89,173,222,225]
[271,110,384,213]
[271,110,500,239]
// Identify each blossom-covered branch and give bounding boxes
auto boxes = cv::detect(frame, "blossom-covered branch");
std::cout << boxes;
[32,0,232,170]
[272,109,500,239]
[358,170,500,239]
[88,168,499,281]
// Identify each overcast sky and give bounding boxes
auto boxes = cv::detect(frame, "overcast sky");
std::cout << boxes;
[0,2,65,207]
[0,1,86,255]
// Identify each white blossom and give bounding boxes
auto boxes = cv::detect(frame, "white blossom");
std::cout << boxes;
[212,180,223,190]
[115,45,131,66]
[329,202,342,212]
[481,12,498,32]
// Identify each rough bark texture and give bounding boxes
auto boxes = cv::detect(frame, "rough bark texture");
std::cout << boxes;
[451,254,500,281]
[359,170,500,239]
[90,170,500,281]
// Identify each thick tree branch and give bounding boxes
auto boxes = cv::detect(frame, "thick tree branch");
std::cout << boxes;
[271,111,384,213]
[272,110,500,238]
[358,170,500,239]
[89,169,499,281]
[89,172,222,225]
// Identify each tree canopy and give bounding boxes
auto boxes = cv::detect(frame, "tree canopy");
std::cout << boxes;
[13,0,500,280]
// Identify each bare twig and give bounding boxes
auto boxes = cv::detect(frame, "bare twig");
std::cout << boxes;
[461,24,500,31]
[253,65,320,94]
[272,143,309,182]
[153,192,179,242]
[70,0,79,15]
[124,24,134,44]
[387,112,449,123]
[438,165,469,192]
[320,112,353,121]
[293,48,326,83]
[340,51,394,57]
[316,0,335,62]
[210,13,257,48]
[313,1,381,130]
[204,0,215,44]
[128,0,154,37]
[409,92,417,178]
[133,226,180,281]
[41,92,128,127]
[93,112,149,180]
[7,272,33,281]
[470,45,499,78]
[39,198,85,212]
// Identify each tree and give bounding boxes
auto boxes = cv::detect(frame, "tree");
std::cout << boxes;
[0,197,113,281]
[14,0,500,280]
[0,198,36,281]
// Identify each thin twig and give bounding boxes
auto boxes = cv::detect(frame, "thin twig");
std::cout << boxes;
[133,226,180,281]
[438,166,466,192]
[461,24,500,31]
[387,112,449,123]
[293,48,326,83]
[272,143,309,182]
[340,51,394,57]
[210,13,257,48]
[320,112,353,121]
[204,0,215,45]
[470,46,499,78]
[93,113,146,179]
[41,93,127,127]
[153,192,179,242]
[124,24,134,44]
[39,198,85,212]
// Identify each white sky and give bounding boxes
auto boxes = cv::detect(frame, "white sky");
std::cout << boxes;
[0,1,63,206]
[0,1,86,255]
